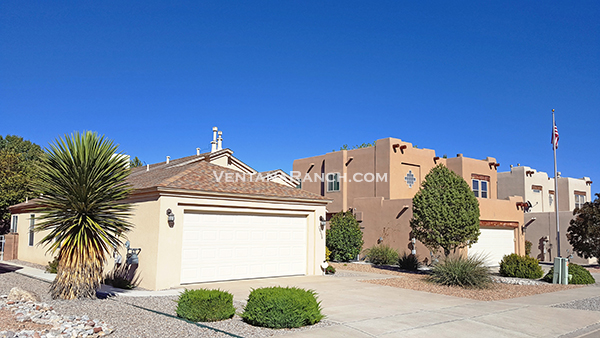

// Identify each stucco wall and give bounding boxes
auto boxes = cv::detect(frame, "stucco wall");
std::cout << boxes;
[353,197,430,261]
[525,211,597,265]
[12,211,54,266]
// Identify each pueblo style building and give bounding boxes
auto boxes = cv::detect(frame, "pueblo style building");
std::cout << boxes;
[293,137,526,266]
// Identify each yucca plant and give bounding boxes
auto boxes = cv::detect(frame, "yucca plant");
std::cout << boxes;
[34,131,133,299]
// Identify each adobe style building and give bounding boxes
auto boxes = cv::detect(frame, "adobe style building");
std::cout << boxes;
[7,128,329,290]
[293,137,525,266]
[498,165,594,264]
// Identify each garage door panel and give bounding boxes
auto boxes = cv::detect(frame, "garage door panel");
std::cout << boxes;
[181,213,307,284]
[469,228,515,266]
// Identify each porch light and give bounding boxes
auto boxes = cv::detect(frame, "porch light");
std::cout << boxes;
[319,216,326,230]
[166,209,175,228]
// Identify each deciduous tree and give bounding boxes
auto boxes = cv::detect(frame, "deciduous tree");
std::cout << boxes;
[567,193,600,260]
[0,135,43,233]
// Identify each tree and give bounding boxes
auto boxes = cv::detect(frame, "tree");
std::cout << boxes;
[0,135,43,234]
[567,193,600,260]
[410,164,480,256]
[129,156,144,168]
[34,131,133,299]
[326,211,364,262]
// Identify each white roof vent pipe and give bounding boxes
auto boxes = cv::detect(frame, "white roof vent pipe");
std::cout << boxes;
[217,131,223,150]
[146,164,150,171]
[196,148,201,155]
[166,156,170,164]
[211,127,218,152]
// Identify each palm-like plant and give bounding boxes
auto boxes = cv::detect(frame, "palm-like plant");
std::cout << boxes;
[35,131,133,299]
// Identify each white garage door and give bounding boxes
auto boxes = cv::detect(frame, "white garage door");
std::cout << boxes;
[469,228,515,266]
[181,213,307,284]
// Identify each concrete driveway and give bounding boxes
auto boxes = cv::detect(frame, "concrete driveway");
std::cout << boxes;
[192,271,600,338]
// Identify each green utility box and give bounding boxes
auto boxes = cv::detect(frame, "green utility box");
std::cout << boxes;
[552,257,569,285]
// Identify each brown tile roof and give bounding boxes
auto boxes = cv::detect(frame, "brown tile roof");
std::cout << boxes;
[128,157,327,201]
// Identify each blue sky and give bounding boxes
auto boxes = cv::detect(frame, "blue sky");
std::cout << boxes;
[1,1,598,195]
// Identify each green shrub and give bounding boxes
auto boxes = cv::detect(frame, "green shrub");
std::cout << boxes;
[325,265,336,274]
[543,263,596,284]
[46,257,59,273]
[428,254,492,288]
[103,264,141,290]
[326,211,363,262]
[398,252,421,271]
[176,289,235,322]
[499,254,544,279]
[364,245,399,265]
[242,287,324,328]
[525,240,532,256]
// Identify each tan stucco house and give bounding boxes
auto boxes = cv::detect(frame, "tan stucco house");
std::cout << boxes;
[293,137,525,266]
[498,165,594,264]
[8,128,329,290]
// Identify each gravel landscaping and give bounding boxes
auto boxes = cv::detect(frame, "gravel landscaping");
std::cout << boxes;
[0,272,335,338]
[554,296,600,312]
[330,262,582,301]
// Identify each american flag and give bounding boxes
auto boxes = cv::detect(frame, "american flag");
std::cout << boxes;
[551,124,559,149]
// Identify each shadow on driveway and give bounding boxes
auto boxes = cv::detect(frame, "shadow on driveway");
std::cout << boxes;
[0,262,23,274]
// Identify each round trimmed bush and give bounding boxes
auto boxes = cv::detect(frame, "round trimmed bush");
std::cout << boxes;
[242,287,324,328]
[499,254,544,279]
[176,289,235,322]
[364,245,399,265]
[428,254,492,288]
[543,263,596,284]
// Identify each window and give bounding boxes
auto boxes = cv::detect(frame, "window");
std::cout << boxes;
[549,193,553,206]
[29,214,35,246]
[472,179,488,198]
[11,215,18,233]
[327,173,340,192]
[296,179,302,189]
[575,194,586,209]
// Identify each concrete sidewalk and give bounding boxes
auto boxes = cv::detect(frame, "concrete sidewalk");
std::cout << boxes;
[3,260,600,337]
[194,273,600,338]
[0,261,56,283]
[1,261,184,297]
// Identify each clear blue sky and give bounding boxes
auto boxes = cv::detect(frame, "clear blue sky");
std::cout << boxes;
[1,1,598,195]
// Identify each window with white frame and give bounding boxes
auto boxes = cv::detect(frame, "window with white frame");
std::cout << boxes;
[575,194,586,209]
[29,214,35,246]
[549,193,554,206]
[327,173,340,192]
[11,215,18,233]
[472,179,488,198]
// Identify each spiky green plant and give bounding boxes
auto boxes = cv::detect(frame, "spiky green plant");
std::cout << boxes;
[34,131,133,299]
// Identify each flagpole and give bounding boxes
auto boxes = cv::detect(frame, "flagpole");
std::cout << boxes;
[552,109,561,257]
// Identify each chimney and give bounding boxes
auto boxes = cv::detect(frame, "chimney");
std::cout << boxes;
[166,156,170,164]
[217,131,223,150]
[196,148,201,156]
[211,127,218,152]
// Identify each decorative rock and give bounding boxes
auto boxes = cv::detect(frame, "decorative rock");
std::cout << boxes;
[491,275,545,285]
[0,296,115,338]
[7,287,41,303]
